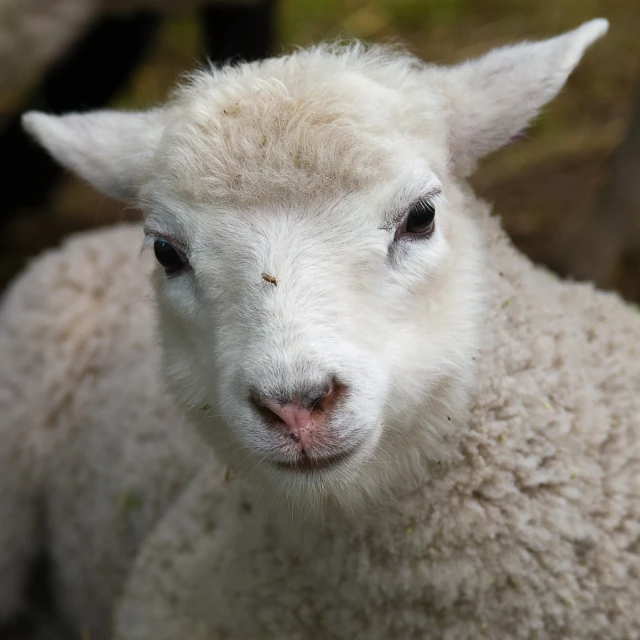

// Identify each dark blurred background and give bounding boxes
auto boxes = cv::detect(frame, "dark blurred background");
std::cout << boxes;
[1,0,639,303]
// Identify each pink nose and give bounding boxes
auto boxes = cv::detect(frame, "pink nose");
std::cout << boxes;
[253,383,342,450]
[259,401,316,449]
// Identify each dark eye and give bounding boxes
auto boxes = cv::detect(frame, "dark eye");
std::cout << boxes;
[397,198,436,240]
[153,239,188,275]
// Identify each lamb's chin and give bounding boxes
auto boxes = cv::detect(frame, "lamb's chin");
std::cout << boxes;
[249,448,378,513]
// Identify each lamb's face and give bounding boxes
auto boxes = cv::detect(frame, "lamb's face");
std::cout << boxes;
[140,64,485,502]
[149,173,482,503]
[22,20,608,504]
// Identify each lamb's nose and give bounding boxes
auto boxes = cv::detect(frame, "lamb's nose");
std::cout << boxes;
[261,402,315,444]
[252,383,341,449]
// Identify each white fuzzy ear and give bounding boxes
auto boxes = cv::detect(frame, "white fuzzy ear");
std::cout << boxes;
[21,109,167,201]
[443,18,609,173]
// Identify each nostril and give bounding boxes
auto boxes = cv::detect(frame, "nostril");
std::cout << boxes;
[306,383,333,411]
[313,378,347,414]
[249,377,348,430]
[249,395,286,427]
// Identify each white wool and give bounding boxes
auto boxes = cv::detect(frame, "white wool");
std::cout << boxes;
[3,18,639,640]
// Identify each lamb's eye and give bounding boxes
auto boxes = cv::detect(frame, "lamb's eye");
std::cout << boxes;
[153,239,188,274]
[397,199,436,240]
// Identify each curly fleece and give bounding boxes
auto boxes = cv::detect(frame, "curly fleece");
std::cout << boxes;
[0,225,208,637]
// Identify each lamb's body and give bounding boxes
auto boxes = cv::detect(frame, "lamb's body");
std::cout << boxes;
[2,194,638,640]
[88,201,640,640]
[0,225,208,636]
[114,205,640,638]
[1,18,639,640]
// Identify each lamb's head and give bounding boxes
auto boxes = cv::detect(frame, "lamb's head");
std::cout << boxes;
[23,19,608,507]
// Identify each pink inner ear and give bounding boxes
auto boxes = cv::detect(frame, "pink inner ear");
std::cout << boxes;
[508,130,526,144]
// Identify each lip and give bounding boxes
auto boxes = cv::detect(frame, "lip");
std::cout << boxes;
[274,447,357,473]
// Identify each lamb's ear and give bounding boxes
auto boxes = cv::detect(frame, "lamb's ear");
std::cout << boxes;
[443,18,608,174]
[21,109,167,201]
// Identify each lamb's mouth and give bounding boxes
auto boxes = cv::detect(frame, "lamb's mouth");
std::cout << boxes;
[274,447,357,473]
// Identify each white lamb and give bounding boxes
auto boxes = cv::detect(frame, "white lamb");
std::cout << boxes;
[1,17,639,640]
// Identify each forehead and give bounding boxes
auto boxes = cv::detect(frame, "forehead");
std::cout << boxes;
[148,46,446,209]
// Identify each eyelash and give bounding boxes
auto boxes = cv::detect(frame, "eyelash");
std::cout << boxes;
[143,231,185,250]
[143,232,192,277]
[380,193,441,232]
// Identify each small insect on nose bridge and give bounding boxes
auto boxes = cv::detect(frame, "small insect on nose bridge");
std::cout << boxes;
[261,272,278,286]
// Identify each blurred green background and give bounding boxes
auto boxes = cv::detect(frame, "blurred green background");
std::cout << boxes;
[3,0,640,299]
